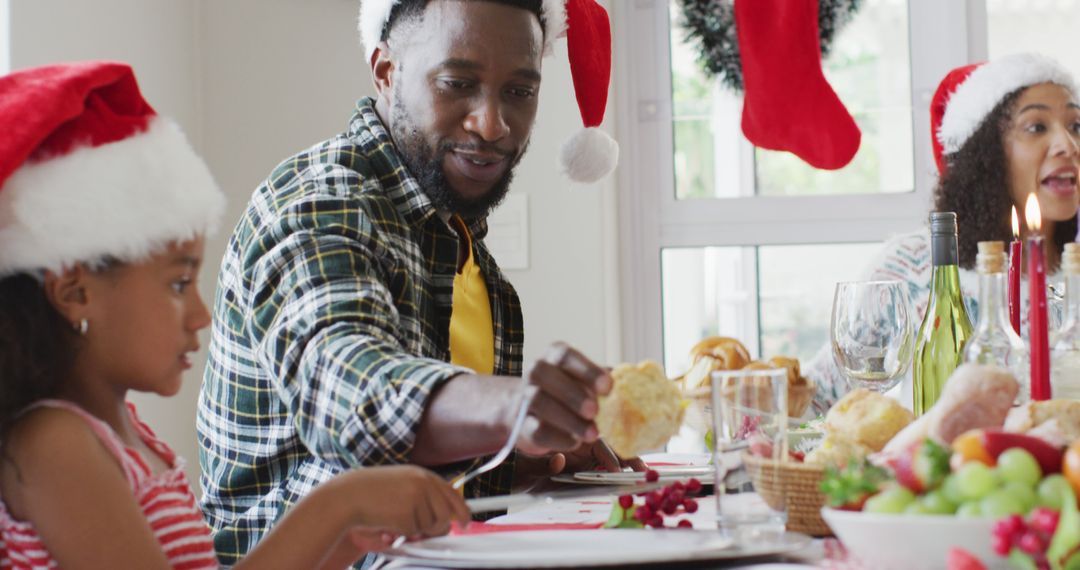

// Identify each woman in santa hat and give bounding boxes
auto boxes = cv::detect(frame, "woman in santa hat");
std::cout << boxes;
[804,53,1080,413]
[0,61,467,569]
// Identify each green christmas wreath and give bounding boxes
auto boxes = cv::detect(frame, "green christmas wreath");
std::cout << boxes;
[677,0,863,92]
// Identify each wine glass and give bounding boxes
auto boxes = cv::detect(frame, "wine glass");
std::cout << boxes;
[830,280,915,393]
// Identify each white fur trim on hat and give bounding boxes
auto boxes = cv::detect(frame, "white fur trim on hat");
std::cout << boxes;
[359,0,567,60]
[560,127,619,183]
[939,53,1078,155]
[0,117,225,275]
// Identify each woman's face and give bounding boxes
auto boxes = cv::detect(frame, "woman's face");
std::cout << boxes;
[1003,82,1080,223]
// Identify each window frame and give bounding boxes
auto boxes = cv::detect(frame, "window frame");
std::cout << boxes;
[613,0,991,363]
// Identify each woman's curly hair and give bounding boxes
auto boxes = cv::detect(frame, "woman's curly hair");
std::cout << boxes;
[935,88,1077,269]
[0,274,79,442]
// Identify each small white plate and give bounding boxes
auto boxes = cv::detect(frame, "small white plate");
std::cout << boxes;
[571,465,714,484]
[384,529,812,568]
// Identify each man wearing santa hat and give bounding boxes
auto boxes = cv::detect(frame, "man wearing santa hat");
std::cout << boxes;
[197,0,626,562]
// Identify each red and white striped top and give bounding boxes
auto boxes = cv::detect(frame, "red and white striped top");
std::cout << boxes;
[0,400,219,569]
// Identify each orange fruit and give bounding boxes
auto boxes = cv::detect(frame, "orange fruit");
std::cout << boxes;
[952,429,994,466]
[1063,441,1080,497]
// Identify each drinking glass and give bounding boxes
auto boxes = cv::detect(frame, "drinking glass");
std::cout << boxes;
[830,280,915,393]
[711,368,788,543]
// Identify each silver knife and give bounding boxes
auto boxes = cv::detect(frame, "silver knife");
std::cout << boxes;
[466,482,667,514]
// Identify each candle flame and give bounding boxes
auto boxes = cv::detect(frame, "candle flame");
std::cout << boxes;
[1026,194,1042,234]
[1012,206,1020,238]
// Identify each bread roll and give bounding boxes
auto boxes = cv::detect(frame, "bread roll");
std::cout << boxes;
[596,360,686,458]
[825,388,914,452]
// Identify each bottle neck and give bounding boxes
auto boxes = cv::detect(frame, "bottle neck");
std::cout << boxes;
[931,233,959,267]
[1066,272,1080,324]
[976,272,1009,333]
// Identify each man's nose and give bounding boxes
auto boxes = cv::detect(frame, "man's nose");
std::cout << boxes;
[464,96,510,142]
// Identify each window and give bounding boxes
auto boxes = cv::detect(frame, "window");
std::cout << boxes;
[0,0,9,74]
[615,1,987,377]
[986,0,1080,80]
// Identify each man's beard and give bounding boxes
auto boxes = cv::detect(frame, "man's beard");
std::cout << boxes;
[390,100,525,219]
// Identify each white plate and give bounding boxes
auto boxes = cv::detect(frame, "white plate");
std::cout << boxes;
[571,465,714,483]
[384,529,812,568]
[822,508,1007,570]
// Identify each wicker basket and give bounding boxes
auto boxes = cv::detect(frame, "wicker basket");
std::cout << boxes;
[742,454,832,537]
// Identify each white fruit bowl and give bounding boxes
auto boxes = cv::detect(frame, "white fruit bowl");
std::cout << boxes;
[821,508,1009,570]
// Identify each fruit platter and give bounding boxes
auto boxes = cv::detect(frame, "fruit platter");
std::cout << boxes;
[814,363,1080,570]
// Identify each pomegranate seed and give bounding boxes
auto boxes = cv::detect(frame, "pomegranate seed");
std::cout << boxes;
[677,519,693,529]
[993,515,1024,539]
[633,505,651,522]
[1030,508,1060,535]
[669,490,685,505]
[661,499,678,515]
[683,498,699,513]
[645,469,660,483]
[992,534,1011,557]
[671,481,686,492]
[647,515,664,528]
[646,491,662,510]
[618,495,634,510]
[686,478,703,493]
[1019,531,1045,555]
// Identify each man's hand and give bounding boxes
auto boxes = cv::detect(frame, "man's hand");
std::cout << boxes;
[513,343,612,456]
[553,440,649,474]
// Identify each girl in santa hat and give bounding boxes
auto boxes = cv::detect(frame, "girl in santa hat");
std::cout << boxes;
[804,53,1080,413]
[0,61,467,569]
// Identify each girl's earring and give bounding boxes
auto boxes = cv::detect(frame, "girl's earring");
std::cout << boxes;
[75,319,88,336]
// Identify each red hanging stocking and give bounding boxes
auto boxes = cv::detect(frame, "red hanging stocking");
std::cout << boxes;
[735,0,861,170]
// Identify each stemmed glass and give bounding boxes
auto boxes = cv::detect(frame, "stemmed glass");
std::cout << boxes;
[830,280,915,393]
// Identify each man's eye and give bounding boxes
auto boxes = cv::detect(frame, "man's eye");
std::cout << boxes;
[172,278,192,293]
[440,79,472,90]
[508,87,536,99]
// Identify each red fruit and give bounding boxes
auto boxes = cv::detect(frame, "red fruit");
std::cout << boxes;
[1019,531,1045,555]
[669,489,685,505]
[683,498,699,513]
[789,450,806,462]
[677,519,693,529]
[671,481,686,492]
[633,505,652,522]
[947,547,988,570]
[646,491,663,510]
[645,469,660,482]
[1029,507,1060,536]
[888,438,951,493]
[618,495,634,510]
[981,430,1062,474]
[991,534,1011,557]
[992,514,1025,539]
[647,515,664,528]
[686,478,703,493]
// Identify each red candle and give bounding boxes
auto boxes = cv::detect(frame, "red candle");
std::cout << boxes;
[1026,195,1051,400]
[1009,206,1022,335]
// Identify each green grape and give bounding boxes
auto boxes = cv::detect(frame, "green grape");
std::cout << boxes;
[1038,474,1073,509]
[955,462,999,502]
[941,474,966,505]
[956,501,983,518]
[904,501,933,515]
[1002,482,1037,514]
[919,489,958,515]
[980,489,1025,518]
[996,448,1042,487]
[864,487,917,514]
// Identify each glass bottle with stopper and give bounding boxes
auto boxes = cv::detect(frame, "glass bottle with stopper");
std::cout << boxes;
[1050,243,1080,399]
[962,241,1029,402]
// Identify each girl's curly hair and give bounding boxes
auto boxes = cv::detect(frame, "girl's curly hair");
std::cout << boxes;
[935,88,1077,269]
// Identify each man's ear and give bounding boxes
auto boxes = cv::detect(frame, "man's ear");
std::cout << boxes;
[371,41,395,97]
[41,265,91,325]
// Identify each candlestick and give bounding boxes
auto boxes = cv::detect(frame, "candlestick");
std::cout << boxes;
[1009,206,1022,335]
[1026,194,1050,400]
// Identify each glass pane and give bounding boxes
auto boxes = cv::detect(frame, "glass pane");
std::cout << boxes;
[661,242,881,377]
[670,0,914,199]
[987,0,1080,80]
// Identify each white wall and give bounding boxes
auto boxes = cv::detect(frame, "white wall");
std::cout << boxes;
[8,0,621,489]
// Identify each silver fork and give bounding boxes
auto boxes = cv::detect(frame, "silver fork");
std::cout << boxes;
[382,383,539,554]
[451,383,538,490]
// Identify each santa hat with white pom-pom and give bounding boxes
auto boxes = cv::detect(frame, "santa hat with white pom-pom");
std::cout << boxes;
[359,0,618,184]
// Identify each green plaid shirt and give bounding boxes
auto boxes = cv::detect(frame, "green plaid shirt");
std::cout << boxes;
[197,97,523,565]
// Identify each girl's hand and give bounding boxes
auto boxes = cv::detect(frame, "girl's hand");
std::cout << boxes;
[343,464,470,538]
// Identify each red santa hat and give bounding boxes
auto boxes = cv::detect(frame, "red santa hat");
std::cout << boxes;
[0,61,224,276]
[358,0,617,184]
[931,53,1077,174]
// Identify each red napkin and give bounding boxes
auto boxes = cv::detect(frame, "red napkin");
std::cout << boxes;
[451,521,603,535]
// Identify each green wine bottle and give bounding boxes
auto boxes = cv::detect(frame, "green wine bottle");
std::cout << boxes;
[913,212,974,416]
